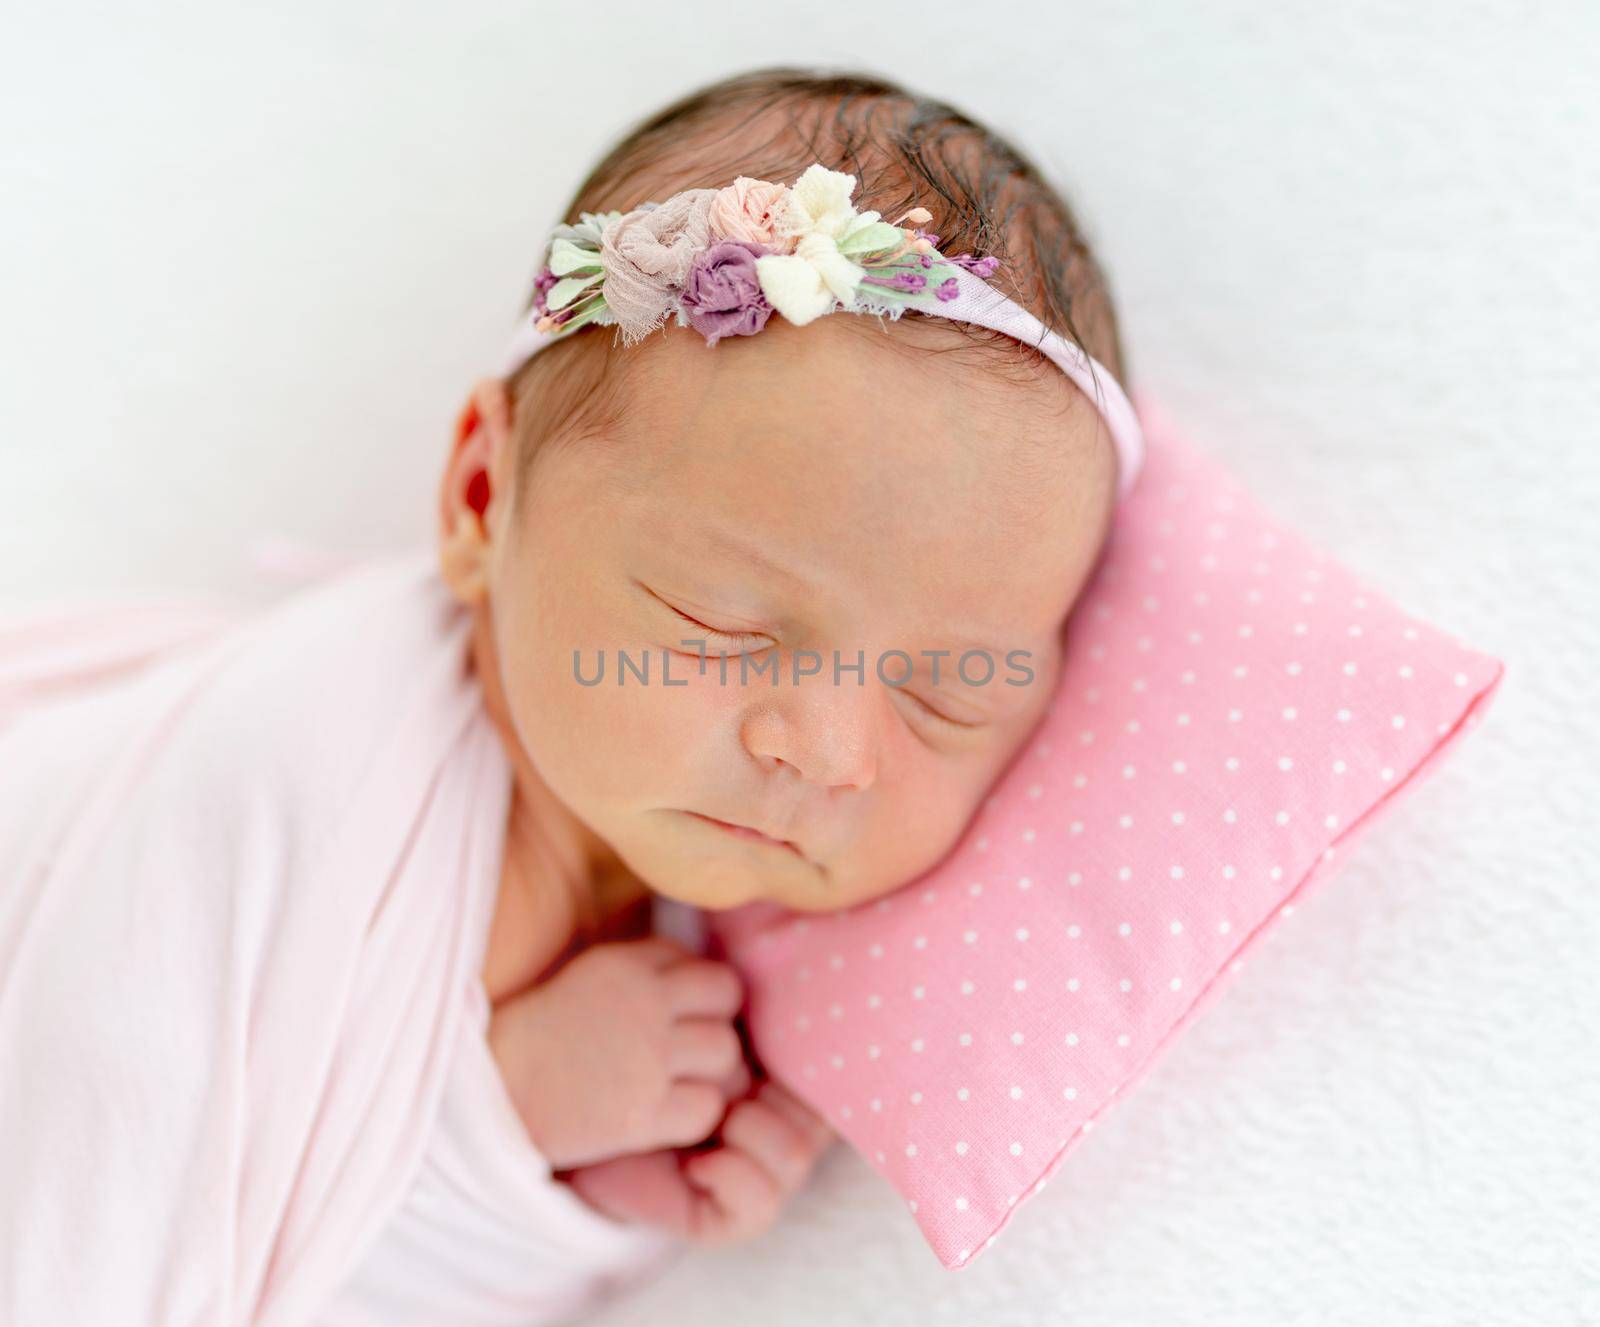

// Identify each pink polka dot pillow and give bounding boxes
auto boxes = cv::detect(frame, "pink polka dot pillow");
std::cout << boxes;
[700,394,1507,1271]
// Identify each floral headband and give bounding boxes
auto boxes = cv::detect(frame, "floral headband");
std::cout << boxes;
[489,162,1144,502]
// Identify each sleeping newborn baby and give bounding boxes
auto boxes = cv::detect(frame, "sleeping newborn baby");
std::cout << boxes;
[0,66,1143,1327]
[434,68,1133,1260]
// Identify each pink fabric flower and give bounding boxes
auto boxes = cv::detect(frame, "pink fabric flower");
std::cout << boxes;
[599,189,718,344]
[678,240,774,346]
[707,177,797,253]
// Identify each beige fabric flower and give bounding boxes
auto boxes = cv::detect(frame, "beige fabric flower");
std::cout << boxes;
[599,189,718,345]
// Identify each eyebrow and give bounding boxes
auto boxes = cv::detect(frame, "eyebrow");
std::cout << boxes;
[681,525,820,594]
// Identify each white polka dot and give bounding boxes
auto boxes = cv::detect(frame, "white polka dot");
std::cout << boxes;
[1275,810,1290,826]
[910,1091,922,1104]
[1013,978,1027,991]
[1278,756,1294,770]
[1067,925,1081,939]
[1380,767,1395,781]
[1117,1034,1130,1047]
[958,1033,971,1047]
[1063,1086,1078,1100]
[1219,919,1232,934]
[955,1197,968,1211]
[1119,978,1133,992]
[1170,976,1183,990]
[1392,714,1406,729]
[1222,864,1236,879]
[957,1087,969,1101]
[911,1039,924,1052]
[1016,927,1030,942]
[960,979,976,995]
[1170,920,1183,934]
[1118,922,1132,936]
[1009,1084,1023,1100]
[1065,1033,1078,1046]
[1010,1142,1023,1156]
[906,1143,917,1156]
[1010,1030,1024,1045]
[963,930,977,944]
[955,1141,968,1156]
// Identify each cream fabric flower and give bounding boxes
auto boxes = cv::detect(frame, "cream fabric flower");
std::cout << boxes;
[754,164,906,326]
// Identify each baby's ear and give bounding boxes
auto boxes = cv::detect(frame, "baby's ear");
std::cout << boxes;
[437,377,516,605]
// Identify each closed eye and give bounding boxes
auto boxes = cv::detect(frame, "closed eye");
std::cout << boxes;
[656,596,772,652]
[899,687,982,730]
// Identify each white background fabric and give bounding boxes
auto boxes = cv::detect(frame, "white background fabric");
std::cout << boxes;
[2,3,1594,1322]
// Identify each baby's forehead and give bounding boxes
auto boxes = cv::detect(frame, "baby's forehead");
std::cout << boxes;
[609,314,1101,510]
[563,320,1111,643]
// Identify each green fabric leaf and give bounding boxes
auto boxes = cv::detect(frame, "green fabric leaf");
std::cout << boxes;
[546,269,604,312]
[549,236,604,277]
[837,221,906,258]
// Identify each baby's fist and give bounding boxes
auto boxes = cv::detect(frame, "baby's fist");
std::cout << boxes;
[562,1078,838,1247]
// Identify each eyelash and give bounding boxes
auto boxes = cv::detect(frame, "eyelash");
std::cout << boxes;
[657,597,979,730]
[902,689,978,729]
[662,602,772,652]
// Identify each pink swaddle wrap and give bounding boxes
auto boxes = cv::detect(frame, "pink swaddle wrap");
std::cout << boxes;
[0,549,679,1323]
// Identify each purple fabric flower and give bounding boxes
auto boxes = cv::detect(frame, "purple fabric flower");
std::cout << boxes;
[678,240,774,346]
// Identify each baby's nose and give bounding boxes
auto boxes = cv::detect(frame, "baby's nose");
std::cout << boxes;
[741,663,880,792]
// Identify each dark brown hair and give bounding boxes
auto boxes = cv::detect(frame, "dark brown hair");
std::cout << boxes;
[506,65,1132,503]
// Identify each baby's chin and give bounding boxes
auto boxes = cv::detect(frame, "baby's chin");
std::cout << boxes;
[615,811,892,914]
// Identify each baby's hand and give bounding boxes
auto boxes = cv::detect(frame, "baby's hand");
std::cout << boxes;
[487,935,752,1170]
[560,1078,838,1247]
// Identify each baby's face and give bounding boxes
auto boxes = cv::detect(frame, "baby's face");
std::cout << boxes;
[477,313,1114,914]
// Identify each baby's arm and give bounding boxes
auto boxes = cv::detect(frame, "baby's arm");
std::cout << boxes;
[487,934,752,1170]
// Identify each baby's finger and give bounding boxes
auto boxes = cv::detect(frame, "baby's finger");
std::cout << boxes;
[661,959,745,1020]
[719,1097,817,1193]
[683,1144,782,1247]
[713,1054,753,1105]
[667,1017,744,1081]
[754,1078,838,1153]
